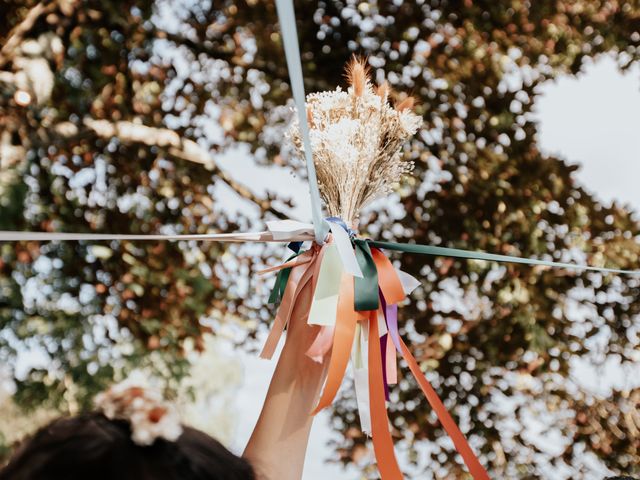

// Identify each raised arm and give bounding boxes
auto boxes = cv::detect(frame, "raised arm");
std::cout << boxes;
[243,281,329,480]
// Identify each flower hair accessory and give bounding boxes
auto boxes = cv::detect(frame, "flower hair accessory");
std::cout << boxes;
[94,375,183,446]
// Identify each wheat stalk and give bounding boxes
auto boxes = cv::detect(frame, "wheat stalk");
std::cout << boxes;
[290,58,422,228]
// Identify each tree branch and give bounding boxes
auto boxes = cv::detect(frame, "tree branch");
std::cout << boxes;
[0,131,26,170]
[0,1,58,69]
[53,118,290,220]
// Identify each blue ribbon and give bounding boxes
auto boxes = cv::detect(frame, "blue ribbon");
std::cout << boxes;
[325,217,356,238]
[274,0,329,244]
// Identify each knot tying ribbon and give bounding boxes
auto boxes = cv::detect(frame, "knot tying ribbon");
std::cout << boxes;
[262,236,490,480]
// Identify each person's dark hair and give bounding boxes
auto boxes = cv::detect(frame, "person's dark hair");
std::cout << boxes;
[0,412,254,480]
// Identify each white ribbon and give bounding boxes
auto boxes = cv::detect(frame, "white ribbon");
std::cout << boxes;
[397,269,421,295]
[327,220,363,278]
[265,220,316,241]
[353,322,372,435]
[0,221,316,243]
[307,244,343,326]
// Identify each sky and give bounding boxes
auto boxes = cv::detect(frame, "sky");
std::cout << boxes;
[535,56,640,211]
[228,55,640,479]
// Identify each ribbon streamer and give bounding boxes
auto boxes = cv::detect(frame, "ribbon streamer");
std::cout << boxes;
[260,247,320,359]
[307,244,343,326]
[311,273,361,414]
[0,221,318,243]
[368,309,403,480]
[354,240,378,310]
[369,240,640,276]
[264,238,492,479]
[328,219,363,277]
[274,0,329,244]
[0,230,316,242]
[3,226,636,277]
[398,336,490,480]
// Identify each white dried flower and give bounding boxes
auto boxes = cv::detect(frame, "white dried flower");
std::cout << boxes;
[94,373,183,446]
[290,58,422,226]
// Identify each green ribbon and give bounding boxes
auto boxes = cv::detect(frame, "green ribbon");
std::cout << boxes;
[271,237,639,307]
[354,240,379,311]
[367,240,640,276]
[268,251,302,305]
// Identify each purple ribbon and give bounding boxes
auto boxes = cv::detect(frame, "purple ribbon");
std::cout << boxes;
[380,292,401,353]
[380,333,390,401]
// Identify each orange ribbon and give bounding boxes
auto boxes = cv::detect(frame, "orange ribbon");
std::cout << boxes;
[311,273,361,414]
[399,337,490,480]
[368,309,403,480]
[371,247,405,304]
[305,325,335,363]
[375,252,490,480]
[260,248,319,359]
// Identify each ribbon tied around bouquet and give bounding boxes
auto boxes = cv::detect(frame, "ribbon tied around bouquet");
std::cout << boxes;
[259,220,490,480]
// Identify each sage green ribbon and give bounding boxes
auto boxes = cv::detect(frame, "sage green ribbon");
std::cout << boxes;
[367,240,640,276]
[354,240,379,311]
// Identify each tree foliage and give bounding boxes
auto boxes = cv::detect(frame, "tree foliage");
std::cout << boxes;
[1,0,639,478]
